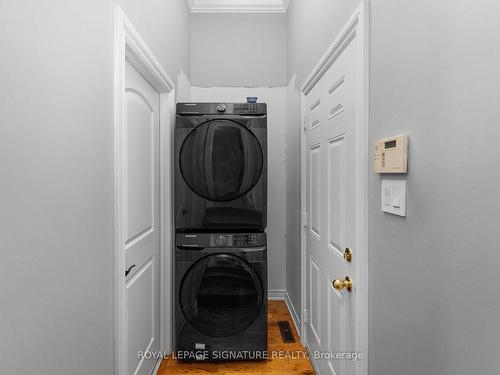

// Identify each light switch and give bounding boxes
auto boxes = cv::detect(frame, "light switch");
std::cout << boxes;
[381,179,406,216]
[392,186,400,207]
[383,186,392,206]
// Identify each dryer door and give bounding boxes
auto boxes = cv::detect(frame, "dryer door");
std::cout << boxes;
[179,253,264,337]
[179,119,263,202]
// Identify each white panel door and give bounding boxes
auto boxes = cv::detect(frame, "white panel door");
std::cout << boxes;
[123,61,160,375]
[305,34,359,375]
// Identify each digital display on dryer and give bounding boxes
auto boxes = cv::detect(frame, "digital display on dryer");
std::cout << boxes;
[234,104,257,113]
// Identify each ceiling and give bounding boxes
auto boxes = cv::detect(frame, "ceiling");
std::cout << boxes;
[186,0,291,13]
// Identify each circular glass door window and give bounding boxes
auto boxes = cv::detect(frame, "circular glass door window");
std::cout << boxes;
[179,120,263,202]
[179,254,263,337]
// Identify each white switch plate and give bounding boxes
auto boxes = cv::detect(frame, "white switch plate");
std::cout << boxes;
[381,179,407,216]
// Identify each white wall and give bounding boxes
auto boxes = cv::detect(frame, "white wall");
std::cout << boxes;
[191,87,287,292]
[369,1,500,374]
[190,13,287,87]
[0,1,190,374]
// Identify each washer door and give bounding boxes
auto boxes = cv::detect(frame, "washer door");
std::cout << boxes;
[179,119,263,202]
[179,253,263,337]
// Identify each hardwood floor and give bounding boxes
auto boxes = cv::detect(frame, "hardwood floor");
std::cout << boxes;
[158,300,314,374]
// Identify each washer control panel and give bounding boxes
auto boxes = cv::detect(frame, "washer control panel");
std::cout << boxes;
[176,232,266,248]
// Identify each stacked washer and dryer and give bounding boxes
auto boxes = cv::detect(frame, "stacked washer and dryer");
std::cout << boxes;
[174,102,268,361]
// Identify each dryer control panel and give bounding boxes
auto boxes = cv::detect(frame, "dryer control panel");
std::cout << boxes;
[234,103,258,114]
[176,102,267,116]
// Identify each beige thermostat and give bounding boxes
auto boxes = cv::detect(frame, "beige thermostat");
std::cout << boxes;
[374,134,408,173]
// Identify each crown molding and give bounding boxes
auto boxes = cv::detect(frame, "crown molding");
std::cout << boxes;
[187,0,291,13]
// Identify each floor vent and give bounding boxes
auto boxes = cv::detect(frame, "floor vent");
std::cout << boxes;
[278,321,295,343]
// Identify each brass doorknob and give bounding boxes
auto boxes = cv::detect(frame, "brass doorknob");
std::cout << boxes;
[344,248,353,262]
[333,276,353,292]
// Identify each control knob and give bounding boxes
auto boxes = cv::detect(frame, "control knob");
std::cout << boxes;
[215,234,227,246]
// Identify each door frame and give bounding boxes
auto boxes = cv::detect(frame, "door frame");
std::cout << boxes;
[299,2,369,374]
[113,7,176,375]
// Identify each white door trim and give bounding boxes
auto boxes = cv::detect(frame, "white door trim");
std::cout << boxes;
[299,2,369,374]
[114,7,175,375]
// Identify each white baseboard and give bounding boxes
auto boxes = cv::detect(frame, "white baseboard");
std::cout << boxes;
[268,289,301,339]
[284,290,301,336]
[268,289,286,300]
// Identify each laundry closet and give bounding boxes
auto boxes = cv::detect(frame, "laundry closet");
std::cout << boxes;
[4,1,498,375]
[170,8,290,364]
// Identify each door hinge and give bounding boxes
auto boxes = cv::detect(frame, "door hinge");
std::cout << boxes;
[303,309,309,324]
[302,212,308,228]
